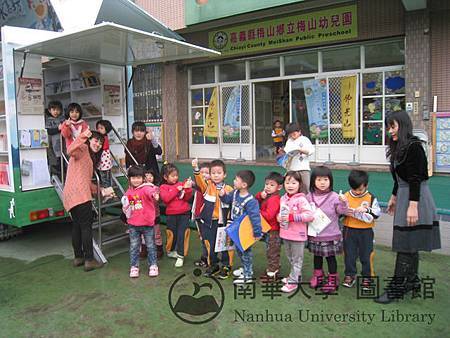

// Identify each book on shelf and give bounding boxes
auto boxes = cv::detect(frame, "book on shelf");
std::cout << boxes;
[80,71,100,88]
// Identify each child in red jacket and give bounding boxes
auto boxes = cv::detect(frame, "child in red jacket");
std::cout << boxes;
[159,163,193,268]
[255,172,284,282]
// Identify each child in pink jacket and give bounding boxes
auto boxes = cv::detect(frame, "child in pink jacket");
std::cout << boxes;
[278,171,314,293]
[59,103,89,149]
[306,166,348,293]
[122,165,159,278]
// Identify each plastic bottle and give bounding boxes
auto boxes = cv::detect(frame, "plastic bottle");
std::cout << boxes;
[280,203,290,229]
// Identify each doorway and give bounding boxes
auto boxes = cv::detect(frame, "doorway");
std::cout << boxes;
[254,80,290,161]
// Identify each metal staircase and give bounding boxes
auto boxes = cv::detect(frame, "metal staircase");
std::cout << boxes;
[52,127,138,263]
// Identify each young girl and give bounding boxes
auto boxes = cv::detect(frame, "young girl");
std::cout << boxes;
[144,168,164,259]
[122,165,159,278]
[278,171,314,293]
[59,103,89,149]
[159,163,193,268]
[307,166,348,293]
[96,119,113,190]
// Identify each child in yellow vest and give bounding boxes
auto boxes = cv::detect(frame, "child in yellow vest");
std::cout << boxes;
[341,170,381,290]
[271,120,285,154]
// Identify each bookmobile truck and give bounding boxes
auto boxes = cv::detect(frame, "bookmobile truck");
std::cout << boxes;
[0,4,218,260]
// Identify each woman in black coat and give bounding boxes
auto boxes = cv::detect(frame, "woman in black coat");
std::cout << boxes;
[375,111,441,304]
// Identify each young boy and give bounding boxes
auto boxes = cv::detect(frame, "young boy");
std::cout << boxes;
[191,162,211,267]
[220,170,262,285]
[45,101,64,178]
[192,159,233,278]
[125,121,162,183]
[283,122,314,193]
[271,120,285,154]
[341,170,381,289]
[255,171,284,282]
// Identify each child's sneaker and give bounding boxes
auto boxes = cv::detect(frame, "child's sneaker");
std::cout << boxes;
[149,265,159,277]
[281,277,288,284]
[260,270,280,283]
[232,267,244,277]
[361,278,372,291]
[194,257,208,267]
[233,276,254,285]
[204,265,220,277]
[281,282,298,293]
[167,251,178,259]
[175,256,184,268]
[129,266,139,278]
[217,266,231,280]
[343,275,356,288]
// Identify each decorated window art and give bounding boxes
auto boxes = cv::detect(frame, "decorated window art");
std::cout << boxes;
[363,98,382,121]
[435,113,450,173]
[385,70,405,95]
[362,73,382,96]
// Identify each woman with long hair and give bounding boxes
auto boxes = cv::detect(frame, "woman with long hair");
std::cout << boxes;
[375,111,441,303]
[63,128,112,271]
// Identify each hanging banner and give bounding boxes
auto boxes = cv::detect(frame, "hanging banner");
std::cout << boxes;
[303,79,328,139]
[341,76,357,138]
[223,86,241,139]
[204,88,219,137]
[209,4,357,56]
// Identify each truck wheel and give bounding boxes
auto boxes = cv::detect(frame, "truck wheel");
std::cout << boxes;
[0,224,23,241]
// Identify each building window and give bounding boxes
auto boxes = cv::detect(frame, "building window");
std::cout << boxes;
[191,87,218,144]
[365,40,405,68]
[284,51,318,75]
[250,57,280,78]
[191,65,215,85]
[362,70,405,145]
[133,64,162,121]
[322,46,360,72]
[219,61,246,82]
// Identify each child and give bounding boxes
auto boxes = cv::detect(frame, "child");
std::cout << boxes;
[271,120,285,154]
[191,161,211,268]
[307,166,348,293]
[144,168,164,259]
[278,171,314,293]
[159,163,193,268]
[125,121,162,183]
[45,101,64,178]
[256,171,284,282]
[192,159,234,278]
[59,103,89,149]
[122,165,159,278]
[283,122,314,193]
[219,170,262,285]
[96,119,113,189]
[342,170,381,289]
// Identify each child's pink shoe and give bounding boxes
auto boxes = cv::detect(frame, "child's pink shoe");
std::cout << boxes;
[310,269,324,289]
[149,265,159,277]
[129,266,139,278]
[321,273,339,293]
[281,281,298,293]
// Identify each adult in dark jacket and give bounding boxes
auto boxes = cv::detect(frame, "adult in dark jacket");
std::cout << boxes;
[125,121,162,184]
[375,111,441,304]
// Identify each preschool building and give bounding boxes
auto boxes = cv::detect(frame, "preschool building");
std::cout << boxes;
[133,0,450,172]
